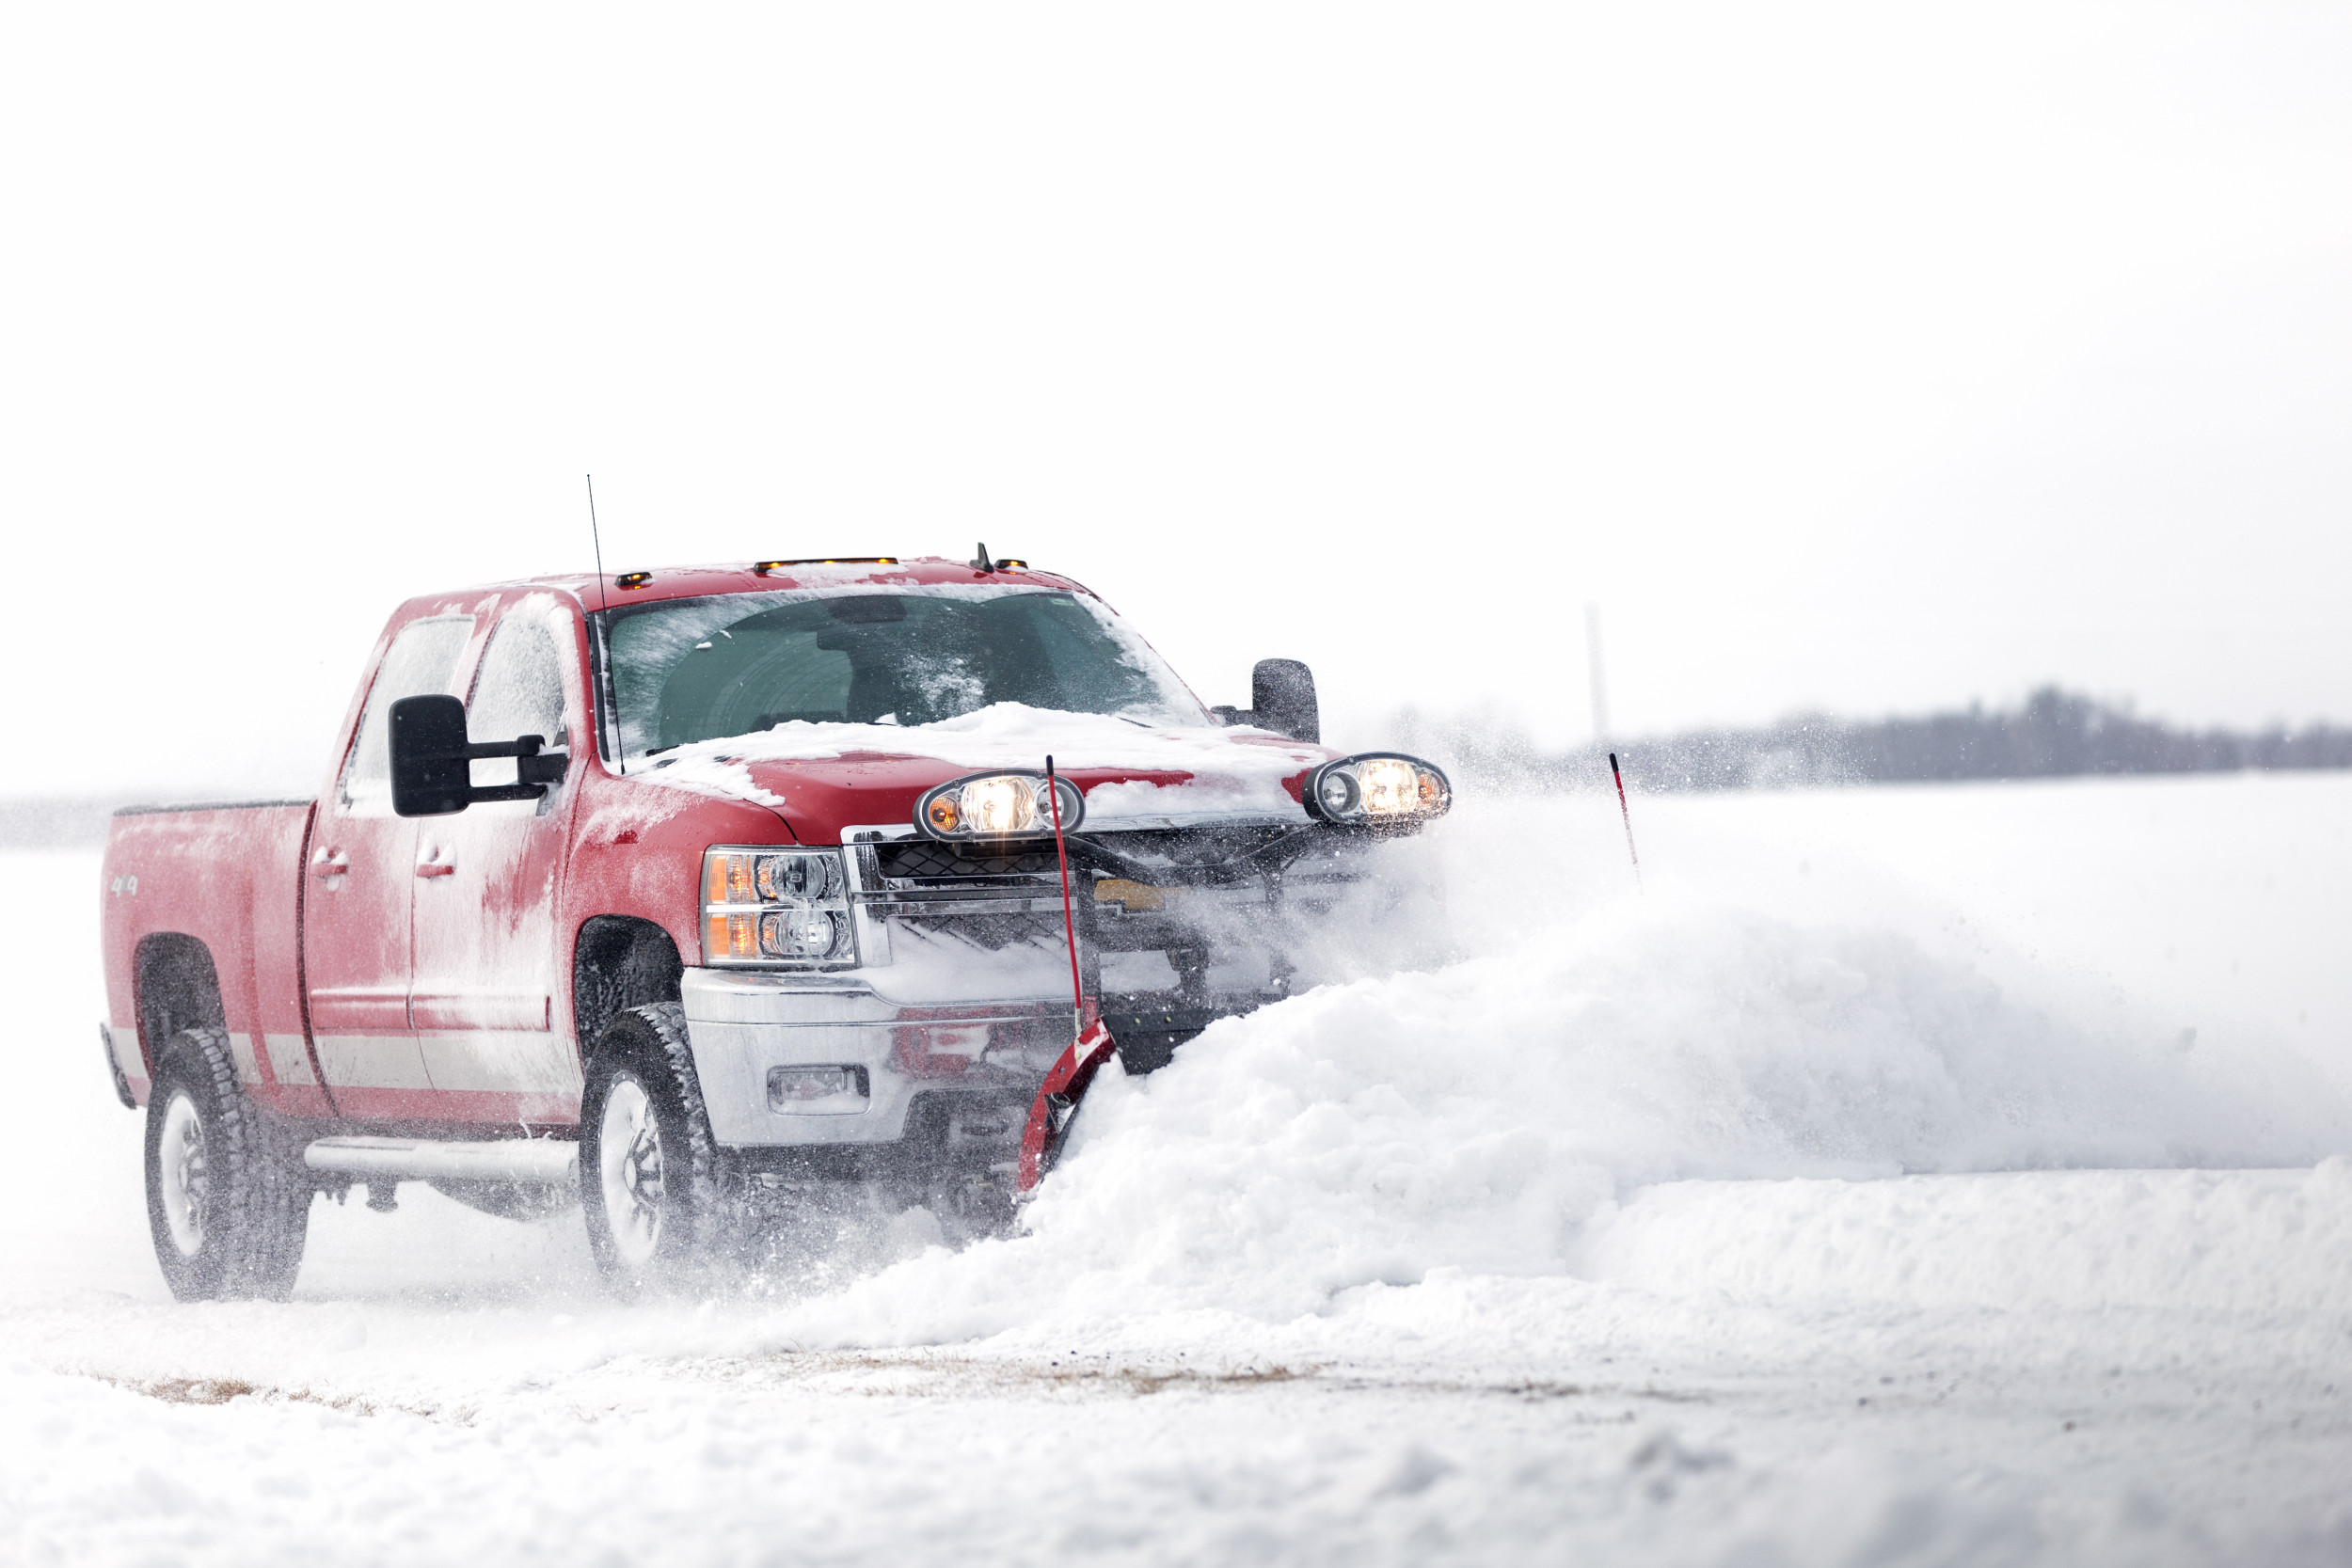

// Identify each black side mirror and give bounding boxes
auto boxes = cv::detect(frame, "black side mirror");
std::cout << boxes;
[389,694,570,817]
[1212,658,1320,742]
[1253,658,1320,743]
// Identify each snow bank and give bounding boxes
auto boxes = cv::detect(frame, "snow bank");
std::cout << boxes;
[1580,1160,2352,1316]
[14,776,2352,1566]
[757,890,2352,1347]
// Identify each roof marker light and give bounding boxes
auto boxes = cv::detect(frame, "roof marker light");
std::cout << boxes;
[614,571,653,589]
[753,558,899,575]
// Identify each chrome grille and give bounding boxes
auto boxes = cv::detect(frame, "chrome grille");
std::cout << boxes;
[891,910,1071,952]
[877,841,1059,882]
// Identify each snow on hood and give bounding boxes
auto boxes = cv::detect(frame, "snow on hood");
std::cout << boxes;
[646,703,1327,819]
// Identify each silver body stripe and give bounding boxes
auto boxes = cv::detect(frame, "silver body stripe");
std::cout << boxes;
[313,1036,434,1090]
[418,1033,583,1094]
[263,1033,316,1086]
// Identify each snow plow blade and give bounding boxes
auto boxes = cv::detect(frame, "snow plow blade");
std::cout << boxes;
[1016,1021,1119,1195]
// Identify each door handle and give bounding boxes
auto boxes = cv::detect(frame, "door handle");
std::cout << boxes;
[310,852,349,879]
[416,862,455,879]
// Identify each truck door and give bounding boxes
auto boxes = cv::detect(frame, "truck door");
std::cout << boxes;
[407,600,584,1124]
[303,613,474,1118]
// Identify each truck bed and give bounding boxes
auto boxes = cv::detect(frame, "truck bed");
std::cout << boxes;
[101,799,328,1116]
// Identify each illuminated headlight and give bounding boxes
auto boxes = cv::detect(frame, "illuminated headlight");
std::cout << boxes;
[1303,752,1452,825]
[701,847,856,967]
[914,771,1084,840]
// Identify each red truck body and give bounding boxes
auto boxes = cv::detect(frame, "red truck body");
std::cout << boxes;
[103,554,1450,1294]
[106,562,1127,1120]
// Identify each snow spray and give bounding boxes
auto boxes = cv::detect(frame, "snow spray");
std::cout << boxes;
[1610,752,1643,893]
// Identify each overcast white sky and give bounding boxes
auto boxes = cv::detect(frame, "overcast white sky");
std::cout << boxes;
[3,2,2346,799]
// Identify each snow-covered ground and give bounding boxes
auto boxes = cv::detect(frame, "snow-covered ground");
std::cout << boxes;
[5,773,2350,1566]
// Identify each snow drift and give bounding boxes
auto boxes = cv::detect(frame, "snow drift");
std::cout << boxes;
[757,886,2352,1346]
[14,776,2352,1568]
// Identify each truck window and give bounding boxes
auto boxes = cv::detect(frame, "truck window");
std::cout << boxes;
[468,611,571,788]
[603,589,1205,763]
[342,616,475,810]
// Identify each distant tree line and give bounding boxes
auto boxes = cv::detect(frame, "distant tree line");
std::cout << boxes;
[5,689,2346,847]
[1387,687,2352,794]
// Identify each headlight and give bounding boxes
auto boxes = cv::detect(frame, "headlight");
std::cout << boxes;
[1303,752,1452,825]
[702,847,856,967]
[914,771,1084,840]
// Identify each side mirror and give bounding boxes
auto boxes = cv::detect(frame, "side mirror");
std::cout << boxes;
[1211,658,1320,742]
[389,694,569,817]
[1252,658,1320,743]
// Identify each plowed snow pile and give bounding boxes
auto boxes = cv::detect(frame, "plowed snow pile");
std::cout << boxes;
[761,883,2349,1350]
[9,776,2352,1567]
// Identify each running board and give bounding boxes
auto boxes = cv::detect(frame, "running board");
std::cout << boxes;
[303,1135,579,1186]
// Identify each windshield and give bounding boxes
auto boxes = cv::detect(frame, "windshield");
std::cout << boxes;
[600,587,1208,763]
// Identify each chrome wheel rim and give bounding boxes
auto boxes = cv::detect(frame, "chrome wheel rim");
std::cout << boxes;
[599,1077,663,1266]
[158,1092,209,1258]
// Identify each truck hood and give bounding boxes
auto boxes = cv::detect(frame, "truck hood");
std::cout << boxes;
[631,704,1334,844]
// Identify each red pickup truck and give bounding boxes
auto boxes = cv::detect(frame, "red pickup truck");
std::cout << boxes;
[100,552,1451,1299]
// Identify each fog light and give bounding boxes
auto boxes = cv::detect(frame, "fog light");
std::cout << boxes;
[963,775,1036,833]
[914,770,1085,840]
[767,1065,871,1114]
[1301,753,1452,825]
[1357,757,1418,816]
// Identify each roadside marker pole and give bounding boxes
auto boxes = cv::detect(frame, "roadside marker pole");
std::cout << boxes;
[1610,752,1643,894]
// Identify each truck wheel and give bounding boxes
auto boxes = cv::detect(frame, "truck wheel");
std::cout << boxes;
[144,1027,310,1302]
[580,1003,742,1296]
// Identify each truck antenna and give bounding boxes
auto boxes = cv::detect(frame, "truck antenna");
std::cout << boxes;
[1609,752,1642,893]
[587,474,623,775]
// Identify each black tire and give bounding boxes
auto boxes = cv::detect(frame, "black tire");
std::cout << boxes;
[144,1027,310,1301]
[579,1003,743,1296]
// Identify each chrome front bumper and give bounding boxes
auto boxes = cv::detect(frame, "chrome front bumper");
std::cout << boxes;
[682,816,1400,1150]
[680,968,1066,1148]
